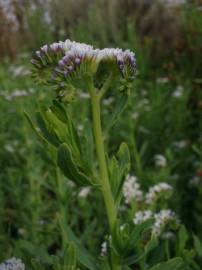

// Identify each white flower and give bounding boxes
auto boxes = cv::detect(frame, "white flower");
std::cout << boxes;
[133,210,153,225]
[172,85,184,98]
[145,182,173,204]
[132,111,139,120]
[100,241,107,256]
[0,257,25,270]
[154,154,167,167]
[123,175,143,204]
[78,187,90,198]
[102,97,115,106]
[152,209,179,236]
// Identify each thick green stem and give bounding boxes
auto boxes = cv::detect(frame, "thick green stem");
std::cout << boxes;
[91,90,117,233]
[87,76,121,269]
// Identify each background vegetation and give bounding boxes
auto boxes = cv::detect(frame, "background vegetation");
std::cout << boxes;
[0,0,202,269]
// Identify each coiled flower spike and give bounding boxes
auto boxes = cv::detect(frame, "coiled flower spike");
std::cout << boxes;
[31,39,136,101]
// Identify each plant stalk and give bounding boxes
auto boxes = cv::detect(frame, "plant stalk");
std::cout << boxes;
[90,90,117,233]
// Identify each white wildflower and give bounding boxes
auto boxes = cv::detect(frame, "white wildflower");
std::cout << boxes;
[102,97,115,106]
[78,187,90,198]
[132,111,139,120]
[133,210,153,225]
[0,257,25,270]
[172,85,184,98]
[173,140,187,149]
[123,175,143,204]
[152,209,179,236]
[100,241,107,256]
[154,154,167,167]
[145,182,173,204]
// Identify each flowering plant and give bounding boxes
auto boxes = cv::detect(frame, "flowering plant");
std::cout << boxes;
[25,39,185,269]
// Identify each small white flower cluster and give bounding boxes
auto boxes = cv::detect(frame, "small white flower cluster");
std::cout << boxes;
[0,89,34,101]
[100,241,107,256]
[152,210,178,236]
[9,65,30,78]
[172,85,184,98]
[133,210,153,225]
[123,175,172,206]
[133,209,178,236]
[145,182,173,204]
[0,0,19,31]
[123,175,143,204]
[154,154,167,167]
[78,187,91,198]
[0,257,25,270]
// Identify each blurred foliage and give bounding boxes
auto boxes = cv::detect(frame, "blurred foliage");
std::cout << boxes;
[0,0,202,269]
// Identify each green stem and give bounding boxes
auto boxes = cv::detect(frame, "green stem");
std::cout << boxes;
[91,90,117,233]
[87,76,121,269]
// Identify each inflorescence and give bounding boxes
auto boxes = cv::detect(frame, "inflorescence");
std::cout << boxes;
[31,39,136,99]
[0,257,25,270]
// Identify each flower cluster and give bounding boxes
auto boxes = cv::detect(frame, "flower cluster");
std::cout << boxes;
[122,175,172,206]
[145,182,173,205]
[31,39,136,97]
[154,154,167,167]
[123,175,143,204]
[0,257,25,270]
[133,210,153,225]
[153,210,179,236]
[133,209,179,236]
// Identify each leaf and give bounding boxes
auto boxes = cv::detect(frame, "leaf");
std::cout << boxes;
[194,235,202,258]
[109,142,130,204]
[105,94,128,132]
[24,111,48,144]
[129,219,154,249]
[36,111,59,147]
[64,242,77,269]
[18,240,52,264]
[176,225,188,255]
[57,143,93,186]
[58,215,99,270]
[148,257,183,270]
[125,236,158,265]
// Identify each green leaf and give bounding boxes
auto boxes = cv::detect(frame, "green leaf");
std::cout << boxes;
[125,236,158,265]
[58,215,99,270]
[36,111,59,147]
[24,111,48,144]
[105,94,128,132]
[64,243,77,269]
[57,143,93,186]
[18,240,52,264]
[176,225,188,255]
[194,235,202,258]
[109,142,130,204]
[148,257,183,270]
[129,219,154,248]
